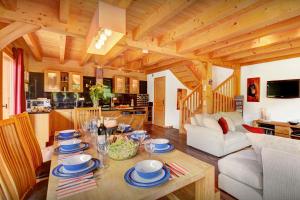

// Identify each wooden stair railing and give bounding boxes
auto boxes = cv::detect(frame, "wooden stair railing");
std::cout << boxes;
[213,74,236,113]
[179,84,202,133]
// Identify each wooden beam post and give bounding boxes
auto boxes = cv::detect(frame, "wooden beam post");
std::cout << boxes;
[233,66,241,96]
[201,62,213,114]
[59,35,67,64]
[59,0,70,23]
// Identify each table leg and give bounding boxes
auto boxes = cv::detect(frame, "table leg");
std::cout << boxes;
[195,166,215,200]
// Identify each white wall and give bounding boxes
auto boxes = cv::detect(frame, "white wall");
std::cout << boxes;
[212,66,233,89]
[241,57,300,123]
[147,70,191,129]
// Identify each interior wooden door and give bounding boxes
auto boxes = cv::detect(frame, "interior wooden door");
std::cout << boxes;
[154,77,165,127]
[2,52,14,119]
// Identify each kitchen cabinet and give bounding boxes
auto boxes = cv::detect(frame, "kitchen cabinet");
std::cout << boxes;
[113,76,126,93]
[44,70,60,92]
[29,112,52,148]
[130,77,139,94]
[69,72,83,92]
[51,109,74,134]
[29,72,45,99]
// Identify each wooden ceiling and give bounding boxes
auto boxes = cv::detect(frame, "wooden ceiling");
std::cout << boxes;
[1,0,300,73]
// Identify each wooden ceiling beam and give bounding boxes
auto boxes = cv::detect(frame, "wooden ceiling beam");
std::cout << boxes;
[95,45,127,66]
[241,53,300,66]
[224,38,300,61]
[132,0,195,40]
[236,47,300,64]
[59,34,67,64]
[196,15,300,55]
[124,49,144,63]
[116,0,134,9]
[22,32,42,61]
[59,0,70,24]
[80,53,92,66]
[211,27,300,58]
[142,53,169,66]
[0,22,40,50]
[145,60,191,74]
[0,4,85,38]
[158,0,260,46]
[177,0,300,53]
[0,0,17,10]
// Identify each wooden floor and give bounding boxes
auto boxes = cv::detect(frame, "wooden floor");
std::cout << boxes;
[144,124,236,200]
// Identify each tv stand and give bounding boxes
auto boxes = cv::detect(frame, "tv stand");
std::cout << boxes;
[253,119,300,139]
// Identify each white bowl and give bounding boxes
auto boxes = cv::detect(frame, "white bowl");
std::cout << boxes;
[135,160,163,179]
[62,154,92,171]
[59,139,81,149]
[152,138,169,149]
[59,129,76,137]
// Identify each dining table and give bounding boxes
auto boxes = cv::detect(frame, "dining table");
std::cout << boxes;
[46,130,218,200]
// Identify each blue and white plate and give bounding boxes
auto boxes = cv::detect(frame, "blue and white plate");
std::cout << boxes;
[153,144,174,153]
[130,133,149,140]
[124,166,170,188]
[54,142,89,154]
[52,158,100,178]
[55,132,81,140]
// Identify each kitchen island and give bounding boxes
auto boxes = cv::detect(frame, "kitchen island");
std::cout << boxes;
[29,106,149,148]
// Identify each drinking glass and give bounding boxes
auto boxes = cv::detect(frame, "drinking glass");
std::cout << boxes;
[97,137,110,168]
[144,139,154,158]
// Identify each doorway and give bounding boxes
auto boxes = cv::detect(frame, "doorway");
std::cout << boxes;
[2,52,14,119]
[154,76,165,127]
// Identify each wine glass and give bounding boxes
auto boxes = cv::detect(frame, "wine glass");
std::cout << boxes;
[144,139,154,158]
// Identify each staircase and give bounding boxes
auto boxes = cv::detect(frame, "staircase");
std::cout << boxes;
[212,74,236,113]
[179,84,202,133]
[170,62,202,89]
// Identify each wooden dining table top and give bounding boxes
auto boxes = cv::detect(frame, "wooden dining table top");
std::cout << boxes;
[46,131,215,200]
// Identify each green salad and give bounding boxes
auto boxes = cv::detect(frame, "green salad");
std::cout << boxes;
[108,138,139,160]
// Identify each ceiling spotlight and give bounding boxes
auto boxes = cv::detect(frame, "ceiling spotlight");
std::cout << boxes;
[104,29,112,36]
[95,42,102,49]
[142,49,149,54]
[100,34,107,42]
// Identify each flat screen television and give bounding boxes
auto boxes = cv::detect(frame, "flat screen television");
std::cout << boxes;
[267,79,300,98]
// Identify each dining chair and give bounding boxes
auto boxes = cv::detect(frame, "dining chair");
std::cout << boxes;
[130,114,147,130]
[14,112,51,179]
[0,118,48,200]
[73,107,102,129]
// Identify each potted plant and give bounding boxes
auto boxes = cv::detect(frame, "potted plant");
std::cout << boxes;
[89,83,105,107]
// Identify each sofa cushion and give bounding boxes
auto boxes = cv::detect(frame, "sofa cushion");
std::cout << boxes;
[218,149,263,189]
[202,117,223,133]
[218,117,229,134]
[190,116,199,126]
[223,116,236,131]
[220,112,244,126]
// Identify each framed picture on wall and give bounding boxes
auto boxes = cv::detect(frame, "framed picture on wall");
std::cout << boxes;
[247,77,260,102]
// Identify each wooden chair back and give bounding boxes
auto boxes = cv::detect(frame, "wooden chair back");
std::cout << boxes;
[74,107,101,129]
[14,112,43,171]
[0,118,36,200]
[130,114,146,130]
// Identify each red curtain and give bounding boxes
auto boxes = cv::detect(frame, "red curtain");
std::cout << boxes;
[12,48,26,114]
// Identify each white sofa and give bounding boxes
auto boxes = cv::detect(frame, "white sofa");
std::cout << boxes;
[184,112,250,157]
[218,134,300,200]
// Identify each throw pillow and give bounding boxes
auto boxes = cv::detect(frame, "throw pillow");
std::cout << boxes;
[218,117,229,134]
[202,117,223,133]
[242,124,264,134]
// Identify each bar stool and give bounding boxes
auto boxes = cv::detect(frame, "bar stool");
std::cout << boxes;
[0,118,48,200]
